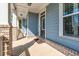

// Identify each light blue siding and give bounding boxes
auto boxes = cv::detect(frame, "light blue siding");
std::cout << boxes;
[46,3,59,39]
[28,12,38,36]
[46,3,79,52]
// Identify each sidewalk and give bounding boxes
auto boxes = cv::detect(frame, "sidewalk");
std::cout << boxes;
[12,36,65,56]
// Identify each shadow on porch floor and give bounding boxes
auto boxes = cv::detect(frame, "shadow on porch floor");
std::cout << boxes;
[12,36,65,56]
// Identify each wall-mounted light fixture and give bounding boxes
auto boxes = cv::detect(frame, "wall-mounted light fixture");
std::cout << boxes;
[20,14,23,16]
[27,3,32,6]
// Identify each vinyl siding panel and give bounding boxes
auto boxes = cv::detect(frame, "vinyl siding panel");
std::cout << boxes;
[28,12,38,36]
[46,3,59,39]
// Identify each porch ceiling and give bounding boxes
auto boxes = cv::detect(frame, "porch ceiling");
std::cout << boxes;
[11,3,49,18]
[15,3,49,13]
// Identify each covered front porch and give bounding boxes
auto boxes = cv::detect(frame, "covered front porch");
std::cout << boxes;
[11,3,63,56]
[10,3,79,56]
[0,3,79,56]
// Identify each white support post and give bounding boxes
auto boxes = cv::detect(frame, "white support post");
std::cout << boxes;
[59,3,63,37]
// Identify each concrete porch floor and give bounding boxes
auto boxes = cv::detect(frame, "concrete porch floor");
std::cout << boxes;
[12,37,65,56]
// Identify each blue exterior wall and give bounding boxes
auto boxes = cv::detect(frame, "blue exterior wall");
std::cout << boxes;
[28,12,38,36]
[46,3,79,52]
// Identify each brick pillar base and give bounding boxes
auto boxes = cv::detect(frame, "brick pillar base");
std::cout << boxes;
[0,25,12,56]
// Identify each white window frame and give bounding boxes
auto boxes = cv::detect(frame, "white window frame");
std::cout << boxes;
[59,3,79,41]
[59,3,63,37]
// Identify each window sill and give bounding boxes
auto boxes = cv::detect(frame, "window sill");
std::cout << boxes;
[60,35,79,42]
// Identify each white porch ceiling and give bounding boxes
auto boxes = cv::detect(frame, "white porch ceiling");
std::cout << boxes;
[15,3,49,13]
[11,3,49,18]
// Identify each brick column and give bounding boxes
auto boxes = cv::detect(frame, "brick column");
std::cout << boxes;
[0,25,12,56]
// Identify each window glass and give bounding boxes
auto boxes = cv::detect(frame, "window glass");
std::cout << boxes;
[63,14,79,37]
[63,3,74,15]
[78,3,79,11]
[63,16,74,35]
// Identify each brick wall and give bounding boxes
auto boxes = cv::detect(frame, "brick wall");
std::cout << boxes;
[0,25,12,56]
[0,25,10,39]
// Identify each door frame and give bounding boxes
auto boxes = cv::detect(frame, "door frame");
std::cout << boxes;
[39,8,46,39]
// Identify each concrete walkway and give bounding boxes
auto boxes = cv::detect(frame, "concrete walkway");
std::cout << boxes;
[12,37,65,56]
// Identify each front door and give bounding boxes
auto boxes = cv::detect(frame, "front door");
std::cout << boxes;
[40,11,46,38]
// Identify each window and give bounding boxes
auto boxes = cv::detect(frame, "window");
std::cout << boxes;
[63,3,79,37]
[63,3,74,15]
[63,16,73,35]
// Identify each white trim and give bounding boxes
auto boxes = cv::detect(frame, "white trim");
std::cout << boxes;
[63,36,79,41]
[59,3,63,37]
[63,12,79,17]
[39,7,46,38]
[44,8,46,38]
[26,14,28,36]
[39,7,46,14]
[38,13,40,36]
[39,4,49,13]
[27,12,29,36]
